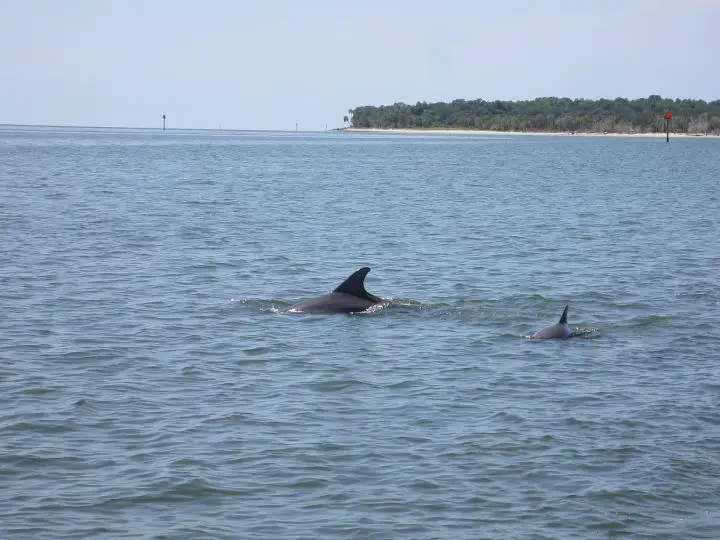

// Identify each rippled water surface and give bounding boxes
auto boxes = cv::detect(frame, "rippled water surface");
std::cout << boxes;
[2,125,719,539]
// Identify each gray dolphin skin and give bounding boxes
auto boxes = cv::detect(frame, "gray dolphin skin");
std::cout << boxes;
[531,305,573,339]
[286,267,386,314]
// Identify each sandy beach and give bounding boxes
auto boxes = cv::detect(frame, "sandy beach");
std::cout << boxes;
[341,127,718,138]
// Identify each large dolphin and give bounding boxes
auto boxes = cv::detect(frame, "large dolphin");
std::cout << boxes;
[529,305,573,339]
[286,267,387,314]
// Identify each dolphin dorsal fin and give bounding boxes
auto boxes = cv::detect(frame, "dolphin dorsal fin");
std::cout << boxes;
[333,267,381,302]
[558,305,569,324]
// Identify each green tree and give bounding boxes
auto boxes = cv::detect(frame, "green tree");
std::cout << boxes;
[347,96,720,134]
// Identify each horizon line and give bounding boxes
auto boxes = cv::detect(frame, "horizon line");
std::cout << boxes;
[0,122,345,134]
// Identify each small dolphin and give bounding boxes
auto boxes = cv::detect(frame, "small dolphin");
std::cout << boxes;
[286,267,387,314]
[530,305,573,339]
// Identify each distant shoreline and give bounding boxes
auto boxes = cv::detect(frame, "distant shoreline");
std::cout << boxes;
[3,123,718,138]
[339,127,719,138]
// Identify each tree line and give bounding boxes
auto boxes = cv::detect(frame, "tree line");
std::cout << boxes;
[347,95,720,134]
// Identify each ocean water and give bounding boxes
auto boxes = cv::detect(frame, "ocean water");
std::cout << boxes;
[1,125,719,539]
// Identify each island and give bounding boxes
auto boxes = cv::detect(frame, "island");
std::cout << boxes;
[341,95,720,136]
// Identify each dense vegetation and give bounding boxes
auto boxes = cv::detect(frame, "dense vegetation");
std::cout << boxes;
[348,95,720,134]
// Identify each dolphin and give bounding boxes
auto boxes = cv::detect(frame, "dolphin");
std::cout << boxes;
[529,305,573,339]
[286,267,387,314]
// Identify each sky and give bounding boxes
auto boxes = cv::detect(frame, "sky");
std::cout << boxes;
[1,0,718,130]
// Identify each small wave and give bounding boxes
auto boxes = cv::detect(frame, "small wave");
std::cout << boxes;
[242,346,272,356]
[386,297,425,308]
[630,314,673,328]
[354,303,388,315]
[383,379,420,390]
[90,479,244,509]
[1,421,75,435]
[571,326,601,338]
[22,387,56,396]
[306,379,376,392]
[229,297,290,313]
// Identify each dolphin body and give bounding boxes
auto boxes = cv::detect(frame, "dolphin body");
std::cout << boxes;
[286,267,386,314]
[530,305,573,339]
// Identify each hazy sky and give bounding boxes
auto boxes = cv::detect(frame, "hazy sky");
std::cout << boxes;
[1,0,718,130]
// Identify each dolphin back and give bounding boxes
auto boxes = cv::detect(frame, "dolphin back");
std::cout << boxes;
[531,305,572,339]
[286,266,384,314]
